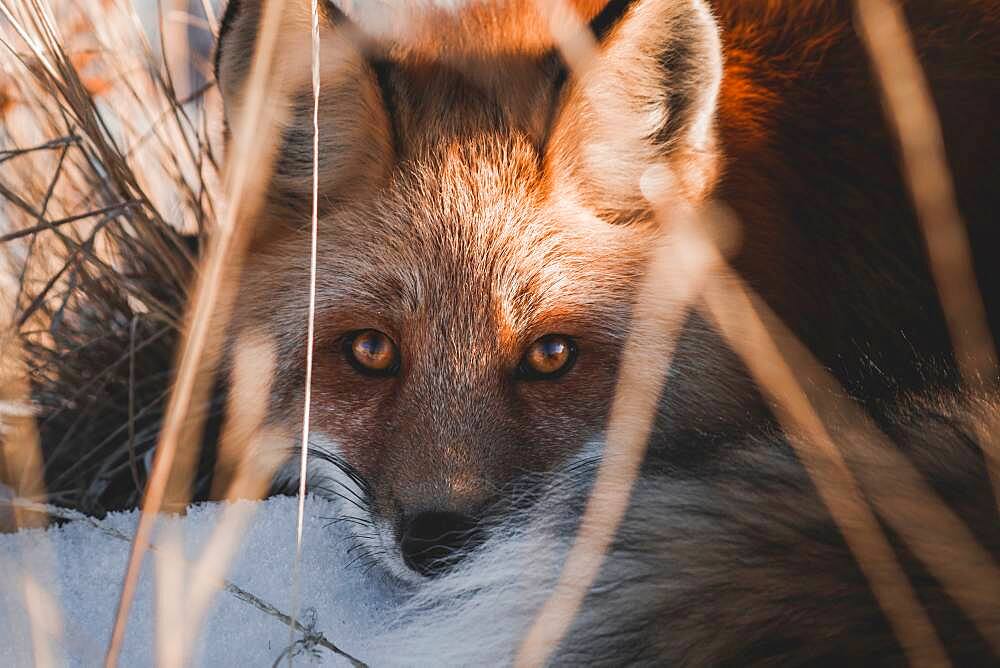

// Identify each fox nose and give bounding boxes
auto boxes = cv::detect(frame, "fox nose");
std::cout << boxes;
[399,511,482,577]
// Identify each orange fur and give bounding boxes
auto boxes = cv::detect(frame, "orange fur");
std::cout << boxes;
[214,0,1000,578]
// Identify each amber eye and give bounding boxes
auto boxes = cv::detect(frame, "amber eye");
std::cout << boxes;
[519,334,577,380]
[344,329,400,376]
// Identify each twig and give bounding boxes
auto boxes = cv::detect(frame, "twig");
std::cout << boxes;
[0,134,81,164]
[0,200,143,244]
[2,498,368,668]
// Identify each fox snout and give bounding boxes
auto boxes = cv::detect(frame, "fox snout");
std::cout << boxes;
[374,473,498,578]
[397,509,485,576]
[376,455,504,578]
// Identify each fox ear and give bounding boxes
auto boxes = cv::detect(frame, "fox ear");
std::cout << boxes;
[215,0,393,215]
[545,0,723,219]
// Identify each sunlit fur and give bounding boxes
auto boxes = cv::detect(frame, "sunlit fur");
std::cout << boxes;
[218,0,720,550]
[214,0,1000,661]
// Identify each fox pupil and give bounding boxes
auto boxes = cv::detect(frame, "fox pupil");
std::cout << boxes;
[523,335,576,378]
[347,330,398,374]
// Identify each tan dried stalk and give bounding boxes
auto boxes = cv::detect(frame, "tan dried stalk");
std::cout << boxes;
[187,337,280,626]
[105,0,295,661]
[855,0,1000,518]
[287,0,325,660]
[518,2,999,664]
[700,268,950,667]
[855,0,997,387]
[0,329,60,667]
[516,165,722,666]
[702,272,1000,658]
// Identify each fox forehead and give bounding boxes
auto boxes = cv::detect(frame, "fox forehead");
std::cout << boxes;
[220,0,723,360]
[242,132,649,355]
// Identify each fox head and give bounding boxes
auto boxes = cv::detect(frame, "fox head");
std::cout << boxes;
[214,0,723,580]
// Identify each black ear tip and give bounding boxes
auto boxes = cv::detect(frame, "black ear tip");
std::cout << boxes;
[589,0,637,41]
[322,0,349,24]
[214,0,244,87]
[213,0,351,88]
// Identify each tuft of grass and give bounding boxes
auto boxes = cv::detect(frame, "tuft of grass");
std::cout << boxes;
[0,0,222,516]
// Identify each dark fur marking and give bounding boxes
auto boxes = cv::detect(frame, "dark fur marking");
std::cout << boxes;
[654,22,698,146]
[537,0,641,159]
[587,0,637,42]
[370,58,402,159]
[536,49,570,164]
[214,0,245,85]
[214,0,349,89]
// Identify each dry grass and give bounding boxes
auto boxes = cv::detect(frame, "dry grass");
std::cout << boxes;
[0,0,225,662]
[0,0,997,666]
[0,0,220,518]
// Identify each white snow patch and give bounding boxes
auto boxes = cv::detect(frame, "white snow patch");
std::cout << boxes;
[0,495,566,666]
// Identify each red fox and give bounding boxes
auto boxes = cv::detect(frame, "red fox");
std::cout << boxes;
[30,0,1000,662]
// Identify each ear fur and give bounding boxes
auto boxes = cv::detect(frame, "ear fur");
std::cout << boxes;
[546,0,723,220]
[215,0,393,217]
[214,0,722,225]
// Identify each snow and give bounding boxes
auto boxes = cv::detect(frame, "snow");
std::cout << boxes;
[0,494,568,666]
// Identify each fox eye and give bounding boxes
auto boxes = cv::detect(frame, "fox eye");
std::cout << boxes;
[344,329,400,376]
[519,334,577,380]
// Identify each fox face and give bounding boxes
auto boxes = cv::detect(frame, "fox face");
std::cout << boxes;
[215,0,722,579]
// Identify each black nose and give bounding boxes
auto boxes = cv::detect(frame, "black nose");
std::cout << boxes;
[399,511,482,577]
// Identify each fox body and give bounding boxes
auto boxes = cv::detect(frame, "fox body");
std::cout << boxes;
[29,0,1000,663]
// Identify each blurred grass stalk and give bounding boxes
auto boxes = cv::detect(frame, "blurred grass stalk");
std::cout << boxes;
[0,0,222,514]
[1,0,225,663]
[2,0,998,666]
